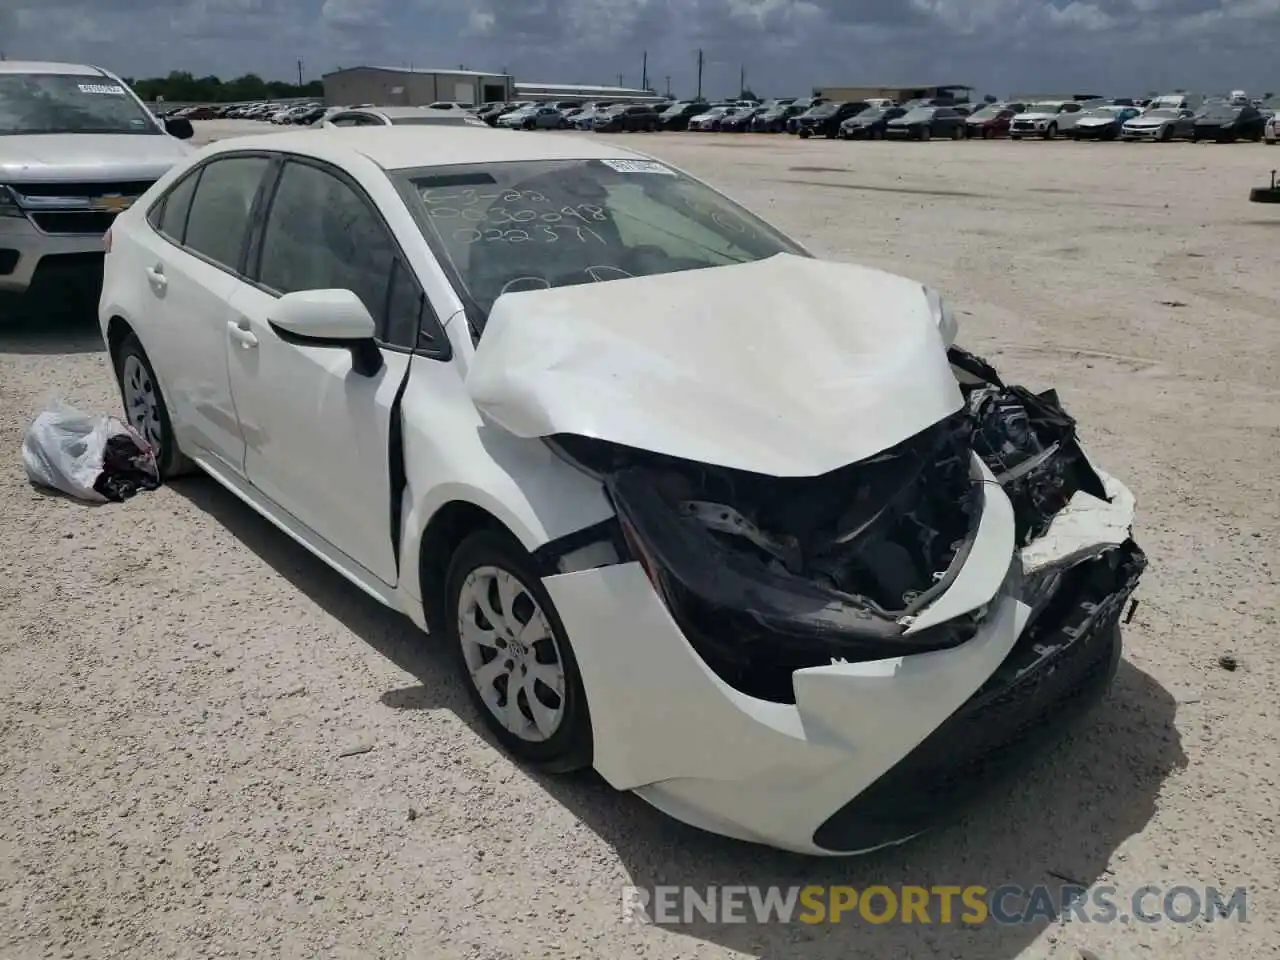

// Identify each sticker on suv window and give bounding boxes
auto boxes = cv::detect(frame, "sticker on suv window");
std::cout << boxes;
[78,83,126,95]
[599,159,676,175]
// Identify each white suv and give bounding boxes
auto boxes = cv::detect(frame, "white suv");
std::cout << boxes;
[0,60,195,313]
[1009,101,1089,140]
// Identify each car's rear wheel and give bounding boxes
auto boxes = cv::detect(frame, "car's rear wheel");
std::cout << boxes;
[951,124,963,140]
[446,530,593,772]
[112,332,193,478]
[1160,125,1173,142]
[983,126,995,139]
[919,126,930,141]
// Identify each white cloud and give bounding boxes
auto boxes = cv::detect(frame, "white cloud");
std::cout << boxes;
[0,0,1275,98]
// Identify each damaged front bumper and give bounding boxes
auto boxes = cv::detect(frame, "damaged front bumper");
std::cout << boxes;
[539,348,1146,855]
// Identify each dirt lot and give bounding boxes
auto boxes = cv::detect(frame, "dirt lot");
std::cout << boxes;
[2,120,1277,960]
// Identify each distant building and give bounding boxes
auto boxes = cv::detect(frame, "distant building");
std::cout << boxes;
[321,67,513,107]
[814,83,973,104]
[514,81,666,104]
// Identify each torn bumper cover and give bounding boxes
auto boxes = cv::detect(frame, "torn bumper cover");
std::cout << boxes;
[539,346,1146,855]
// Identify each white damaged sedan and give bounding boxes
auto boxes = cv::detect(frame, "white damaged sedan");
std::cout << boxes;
[99,127,1146,855]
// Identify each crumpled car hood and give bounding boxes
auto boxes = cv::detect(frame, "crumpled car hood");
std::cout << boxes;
[466,253,964,476]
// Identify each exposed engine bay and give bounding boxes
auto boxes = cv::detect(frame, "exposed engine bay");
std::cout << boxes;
[544,346,1143,703]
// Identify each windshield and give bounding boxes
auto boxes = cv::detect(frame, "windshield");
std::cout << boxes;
[398,158,808,331]
[0,73,159,136]
[1028,103,1062,114]
[809,103,840,117]
[1142,109,1178,119]
[968,106,1001,119]
[1081,107,1118,119]
[901,108,935,122]
[662,102,692,116]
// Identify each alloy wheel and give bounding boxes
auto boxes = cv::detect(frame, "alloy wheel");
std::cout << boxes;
[457,565,567,742]
[122,353,163,452]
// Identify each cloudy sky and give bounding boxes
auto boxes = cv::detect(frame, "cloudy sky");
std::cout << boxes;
[1,0,1277,99]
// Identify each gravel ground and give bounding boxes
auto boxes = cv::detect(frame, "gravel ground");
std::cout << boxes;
[1,120,1276,960]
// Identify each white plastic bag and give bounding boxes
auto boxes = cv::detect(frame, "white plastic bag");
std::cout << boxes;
[21,400,159,503]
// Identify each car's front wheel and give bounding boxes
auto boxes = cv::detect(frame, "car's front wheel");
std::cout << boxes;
[446,530,593,772]
[112,332,193,478]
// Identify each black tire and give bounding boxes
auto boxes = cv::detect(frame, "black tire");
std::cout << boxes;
[983,126,994,139]
[798,127,811,139]
[1249,186,1280,203]
[1010,134,1022,141]
[1044,123,1057,140]
[951,124,963,140]
[920,126,930,141]
[112,332,194,478]
[445,530,593,773]
[1160,125,1173,142]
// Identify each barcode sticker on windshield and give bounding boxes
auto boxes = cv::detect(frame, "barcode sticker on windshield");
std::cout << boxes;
[79,83,127,95]
[599,159,676,175]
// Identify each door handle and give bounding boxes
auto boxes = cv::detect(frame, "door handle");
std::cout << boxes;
[227,320,258,349]
[145,264,167,292]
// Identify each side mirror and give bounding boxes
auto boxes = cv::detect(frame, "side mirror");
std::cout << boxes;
[268,289,384,377]
[164,117,194,140]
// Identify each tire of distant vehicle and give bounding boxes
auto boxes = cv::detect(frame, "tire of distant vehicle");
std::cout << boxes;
[1160,125,1173,142]
[951,124,963,140]
[444,529,594,773]
[1044,123,1057,140]
[919,126,931,141]
[1010,133,1021,141]
[111,332,194,479]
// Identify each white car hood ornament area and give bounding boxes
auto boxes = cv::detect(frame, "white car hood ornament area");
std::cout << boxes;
[466,253,964,476]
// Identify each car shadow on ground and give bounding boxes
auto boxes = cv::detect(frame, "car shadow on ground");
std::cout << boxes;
[0,303,104,356]
[173,475,1187,960]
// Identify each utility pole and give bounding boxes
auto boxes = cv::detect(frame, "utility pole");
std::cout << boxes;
[297,59,303,87]
[641,51,648,91]
[696,49,703,100]
[665,75,672,97]
[739,64,745,97]
[618,73,624,87]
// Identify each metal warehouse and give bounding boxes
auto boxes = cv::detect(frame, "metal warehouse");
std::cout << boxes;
[321,67,513,107]
[514,82,665,104]
[815,83,973,103]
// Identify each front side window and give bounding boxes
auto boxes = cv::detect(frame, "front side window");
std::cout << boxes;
[183,156,270,270]
[256,160,403,340]
[0,73,160,136]
[397,158,807,333]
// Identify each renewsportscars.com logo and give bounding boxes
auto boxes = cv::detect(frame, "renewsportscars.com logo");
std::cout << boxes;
[621,884,1249,926]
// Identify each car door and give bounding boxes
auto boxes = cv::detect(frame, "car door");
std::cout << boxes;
[224,156,436,585]
[134,153,273,472]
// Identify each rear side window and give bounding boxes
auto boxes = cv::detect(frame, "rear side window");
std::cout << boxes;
[183,156,270,271]
[152,169,200,242]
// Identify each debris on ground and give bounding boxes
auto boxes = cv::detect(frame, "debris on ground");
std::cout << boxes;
[21,400,159,503]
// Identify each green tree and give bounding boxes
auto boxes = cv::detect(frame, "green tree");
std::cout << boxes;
[128,70,321,103]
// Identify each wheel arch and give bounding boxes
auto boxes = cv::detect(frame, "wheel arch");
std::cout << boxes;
[105,314,136,363]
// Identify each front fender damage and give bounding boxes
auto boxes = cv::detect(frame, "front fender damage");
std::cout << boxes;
[539,345,1145,705]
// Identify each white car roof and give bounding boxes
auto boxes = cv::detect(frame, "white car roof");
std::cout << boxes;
[0,60,107,76]
[201,126,650,172]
